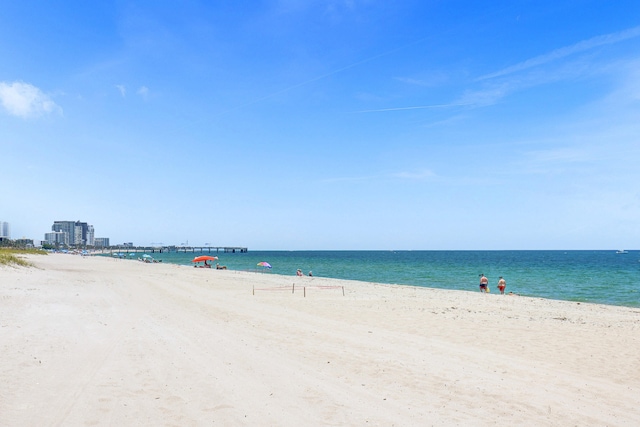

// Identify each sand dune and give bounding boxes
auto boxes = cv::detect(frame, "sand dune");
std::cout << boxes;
[1,253,639,426]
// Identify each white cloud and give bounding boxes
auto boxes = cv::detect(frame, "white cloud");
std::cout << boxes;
[116,84,126,97]
[0,81,62,118]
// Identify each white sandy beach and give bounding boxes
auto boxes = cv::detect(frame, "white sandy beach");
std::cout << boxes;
[1,253,639,426]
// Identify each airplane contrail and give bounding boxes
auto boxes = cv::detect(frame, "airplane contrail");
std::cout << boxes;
[217,37,435,117]
[352,102,473,113]
[213,4,516,117]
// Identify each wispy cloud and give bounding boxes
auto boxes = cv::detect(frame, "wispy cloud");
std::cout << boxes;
[478,25,640,81]
[358,27,640,114]
[451,27,640,109]
[116,84,126,97]
[0,81,62,118]
[455,85,510,108]
[320,174,378,184]
[320,169,437,183]
[137,86,149,99]
[273,0,359,21]
[392,169,436,180]
[359,27,640,114]
[525,147,592,164]
[395,71,450,88]
[603,58,640,105]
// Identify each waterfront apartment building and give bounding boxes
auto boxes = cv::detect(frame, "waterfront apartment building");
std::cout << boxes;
[0,221,10,238]
[44,231,68,246]
[50,221,95,247]
[94,237,110,248]
[86,225,95,246]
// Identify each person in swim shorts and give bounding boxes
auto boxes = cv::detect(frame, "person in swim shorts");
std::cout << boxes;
[479,274,488,292]
[497,276,506,294]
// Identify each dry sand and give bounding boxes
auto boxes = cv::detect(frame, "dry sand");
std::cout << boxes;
[1,253,639,426]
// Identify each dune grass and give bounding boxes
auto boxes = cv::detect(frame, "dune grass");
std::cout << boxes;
[0,248,47,267]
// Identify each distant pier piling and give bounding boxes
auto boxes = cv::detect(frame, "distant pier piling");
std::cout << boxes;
[105,246,248,255]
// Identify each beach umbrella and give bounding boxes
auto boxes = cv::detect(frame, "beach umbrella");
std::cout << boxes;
[257,261,272,268]
[192,255,218,263]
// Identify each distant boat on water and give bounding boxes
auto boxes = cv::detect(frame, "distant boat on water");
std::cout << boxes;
[615,250,629,254]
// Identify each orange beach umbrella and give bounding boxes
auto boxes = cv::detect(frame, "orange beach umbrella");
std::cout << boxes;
[192,255,218,263]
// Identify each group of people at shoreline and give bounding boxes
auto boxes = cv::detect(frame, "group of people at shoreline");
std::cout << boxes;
[296,269,312,277]
[479,274,507,294]
[198,260,228,269]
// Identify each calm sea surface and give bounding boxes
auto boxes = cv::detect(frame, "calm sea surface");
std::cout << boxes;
[116,250,640,308]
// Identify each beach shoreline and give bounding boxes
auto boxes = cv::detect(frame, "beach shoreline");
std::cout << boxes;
[95,249,640,309]
[1,253,639,425]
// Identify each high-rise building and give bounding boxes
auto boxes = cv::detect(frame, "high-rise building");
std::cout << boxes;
[51,221,74,244]
[0,221,10,238]
[86,225,95,246]
[94,237,110,247]
[51,221,93,246]
[44,231,68,246]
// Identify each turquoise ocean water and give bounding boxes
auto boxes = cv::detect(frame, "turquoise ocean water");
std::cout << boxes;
[119,250,640,308]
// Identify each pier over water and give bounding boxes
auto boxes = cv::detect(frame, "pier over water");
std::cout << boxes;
[105,246,247,254]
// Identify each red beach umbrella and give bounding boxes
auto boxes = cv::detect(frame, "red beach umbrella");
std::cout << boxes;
[192,255,218,263]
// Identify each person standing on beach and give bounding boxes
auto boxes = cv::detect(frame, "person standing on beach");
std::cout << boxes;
[479,274,488,292]
[497,277,506,294]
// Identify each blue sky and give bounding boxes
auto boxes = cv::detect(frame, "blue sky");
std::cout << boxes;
[1,1,639,250]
